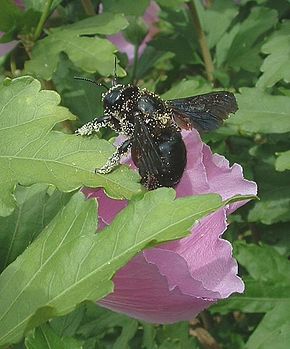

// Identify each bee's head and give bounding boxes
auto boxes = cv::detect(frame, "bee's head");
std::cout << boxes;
[103,85,139,118]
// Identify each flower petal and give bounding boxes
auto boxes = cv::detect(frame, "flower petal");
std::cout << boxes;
[87,123,257,323]
[99,254,215,323]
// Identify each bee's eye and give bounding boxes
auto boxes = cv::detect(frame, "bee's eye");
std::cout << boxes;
[104,89,122,108]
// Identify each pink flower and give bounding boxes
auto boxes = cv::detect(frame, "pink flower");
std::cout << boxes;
[108,1,160,63]
[86,129,257,323]
[0,36,18,57]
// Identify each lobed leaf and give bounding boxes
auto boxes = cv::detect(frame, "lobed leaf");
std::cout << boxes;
[25,13,128,80]
[216,7,278,72]
[0,76,141,217]
[256,22,290,89]
[226,88,290,134]
[0,189,247,346]
[248,164,290,224]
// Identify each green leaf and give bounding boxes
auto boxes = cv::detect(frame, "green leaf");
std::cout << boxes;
[25,13,128,80]
[211,242,290,314]
[0,189,246,347]
[103,0,150,16]
[276,150,290,171]
[0,76,141,217]
[161,79,211,99]
[0,184,72,272]
[25,323,82,349]
[247,303,290,349]
[211,277,290,314]
[112,319,138,349]
[157,322,199,349]
[23,0,62,12]
[50,305,85,337]
[248,164,290,224]
[257,22,290,88]
[226,88,290,134]
[220,7,278,72]
[156,0,187,8]
[0,0,21,32]
[235,242,290,284]
[76,304,129,338]
[203,0,238,49]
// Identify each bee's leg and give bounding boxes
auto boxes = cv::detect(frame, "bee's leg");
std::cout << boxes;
[75,116,111,136]
[96,139,132,174]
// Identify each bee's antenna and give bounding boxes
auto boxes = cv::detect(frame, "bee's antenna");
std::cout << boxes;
[74,76,109,90]
[112,57,117,86]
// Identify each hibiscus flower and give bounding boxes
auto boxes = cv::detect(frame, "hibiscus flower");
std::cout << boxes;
[86,129,257,323]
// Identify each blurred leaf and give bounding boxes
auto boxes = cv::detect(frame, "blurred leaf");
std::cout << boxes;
[0,0,21,32]
[112,319,138,349]
[220,7,278,72]
[0,184,72,272]
[227,88,290,134]
[156,0,187,7]
[123,17,148,46]
[103,0,150,16]
[50,305,86,337]
[211,277,289,314]
[0,76,140,217]
[235,242,290,284]
[248,164,290,224]
[25,13,128,80]
[211,243,290,314]
[23,0,62,12]
[161,79,211,99]
[52,55,104,124]
[276,150,290,171]
[216,22,240,68]
[203,0,238,49]
[77,304,130,338]
[157,322,199,349]
[257,21,290,88]
[0,189,244,347]
[25,323,82,349]
[247,303,290,349]
[142,323,157,349]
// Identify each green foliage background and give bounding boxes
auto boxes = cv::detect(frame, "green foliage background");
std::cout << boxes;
[0,0,290,348]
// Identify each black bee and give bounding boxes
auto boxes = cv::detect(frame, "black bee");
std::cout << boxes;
[75,77,238,190]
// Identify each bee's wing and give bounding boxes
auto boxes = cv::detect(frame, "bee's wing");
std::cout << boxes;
[133,113,164,177]
[167,91,238,132]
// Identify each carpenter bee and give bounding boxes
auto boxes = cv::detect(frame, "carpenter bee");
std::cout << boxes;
[75,74,238,190]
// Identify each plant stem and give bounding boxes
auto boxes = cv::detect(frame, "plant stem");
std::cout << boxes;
[131,44,139,84]
[34,0,53,41]
[81,0,95,16]
[188,0,214,82]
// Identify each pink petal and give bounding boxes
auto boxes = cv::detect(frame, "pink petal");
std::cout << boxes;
[87,125,257,323]
[0,34,18,57]
[99,254,215,323]
[108,1,160,64]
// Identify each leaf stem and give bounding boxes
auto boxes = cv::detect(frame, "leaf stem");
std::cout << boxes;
[34,0,53,41]
[131,44,139,84]
[188,0,214,82]
[81,0,96,16]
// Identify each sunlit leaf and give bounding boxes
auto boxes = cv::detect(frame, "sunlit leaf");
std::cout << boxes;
[0,189,244,346]
[0,76,141,217]
[226,88,290,134]
[257,22,290,88]
[25,13,128,80]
